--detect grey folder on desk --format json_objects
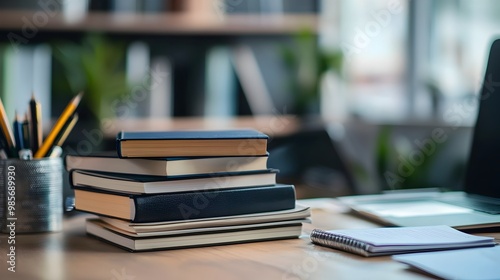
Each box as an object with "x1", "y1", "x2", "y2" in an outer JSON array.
[{"x1": 337, "y1": 39, "x2": 500, "y2": 229}]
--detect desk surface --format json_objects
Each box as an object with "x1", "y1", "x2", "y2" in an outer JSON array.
[{"x1": 1, "y1": 198, "x2": 498, "y2": 280}]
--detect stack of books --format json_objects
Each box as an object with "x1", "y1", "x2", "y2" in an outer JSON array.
[{"x1": 67, "y1": 129, "x2": 310, "y2": 251}]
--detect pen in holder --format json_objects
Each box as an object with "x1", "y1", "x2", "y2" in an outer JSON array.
[{"x1": 0, "y1": 157, "x2": 63, "y2": 233}]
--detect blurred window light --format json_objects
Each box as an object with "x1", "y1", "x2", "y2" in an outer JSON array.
[
  {"x1": 337, "y1": 0, "x2": 409, "y2": 122},
  {"x1": 429, "y1": 0, "x2": 500, "y2": 125},
  {"x1": 323, "y1": 0, "x2": 500, "y2": 123}
]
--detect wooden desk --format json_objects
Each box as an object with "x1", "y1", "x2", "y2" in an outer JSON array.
[{"x1": 3, "y1": 199, "x2": 494, "y2": 280}]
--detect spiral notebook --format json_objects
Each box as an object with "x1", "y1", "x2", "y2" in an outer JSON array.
[{"x1": 310, "y1": 225, "x2": 495, "y2": 257}]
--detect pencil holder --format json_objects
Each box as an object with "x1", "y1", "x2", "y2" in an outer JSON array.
[{"x1": 0, "y1": 157, "x2": 63, "y2": 233}]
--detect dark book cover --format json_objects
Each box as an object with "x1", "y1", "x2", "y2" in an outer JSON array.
[
  {"x1": 116, "y1": 129, "x2": 269, "y2": 141},
  {"x1": 116, "y1": 130, "x2": 269, "y2": 158},
  {"x1": 74, "y1": 184, "x2": 296, "y2": 223}
]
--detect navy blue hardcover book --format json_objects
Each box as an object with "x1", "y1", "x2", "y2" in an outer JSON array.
[
  {"x1": 116, "y1": 129, "x2": 269, "y2": 158},
  {"x1": 73, "y1": 184, "x2": 296, "y2": 223}
]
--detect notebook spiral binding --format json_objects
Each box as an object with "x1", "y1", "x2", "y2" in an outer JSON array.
[{"x1": 310, "y1": 229, "x2": 371, "y2": 256}]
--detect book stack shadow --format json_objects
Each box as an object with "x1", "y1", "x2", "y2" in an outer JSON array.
[{"x1": 66, "y1": 130, "x2": 311, "y2": 251}]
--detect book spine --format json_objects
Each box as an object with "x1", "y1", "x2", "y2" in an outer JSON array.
[
  {"x1": 116, "y1": 132, "x2": 124, "y2": 157},
  {"x1": 310, "y1": 229, "x2": 371, "y2": 257},
  {"x1": 132, "y1": 184, "x2": 296, "y2": 223}
]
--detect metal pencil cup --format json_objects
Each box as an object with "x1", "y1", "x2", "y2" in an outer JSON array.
[{"x1": 0, "y1": 157, "x2": 63, "y2": 233}]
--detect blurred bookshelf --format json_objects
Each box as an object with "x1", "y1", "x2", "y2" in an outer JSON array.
[
  {"x1": 0, "y1": 1, "x2": 347, "y2": 199},
  {"x1": 0, "y1": 0, "x2": 323, "y2": 121},
  {"x1": 0, "y1": 10, "x2": 318, "y2": 35}
]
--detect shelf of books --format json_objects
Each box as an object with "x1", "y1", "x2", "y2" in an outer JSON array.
[
  {"x1": 67, "y1": 129, "x2": 311, "y2": 251},
  {"x1": 0, "y1": 10, "x2": 318, "y2": 35}
]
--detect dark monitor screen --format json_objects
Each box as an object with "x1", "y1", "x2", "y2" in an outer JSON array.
[{"x1": 465, "y1": 39, "x2": 500, "y2": 199}]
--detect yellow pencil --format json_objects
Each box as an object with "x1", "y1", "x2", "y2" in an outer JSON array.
[
  {"x1": 0, "y1": 97, "x2": 15, "y2": 153},
  {"x1": 55, "y1": 113, "x2": 79, "y2": 147},
  {"x1": 34, "y1": 92, "x2": 83, "y2": 158},
  {"x1": 48, "y1": 113, "x2": 79, "y2": 158}
]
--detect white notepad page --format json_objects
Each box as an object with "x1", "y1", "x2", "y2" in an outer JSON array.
[{"x1": 326, "y1": 225, "x2": 493, "y2": 246}]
